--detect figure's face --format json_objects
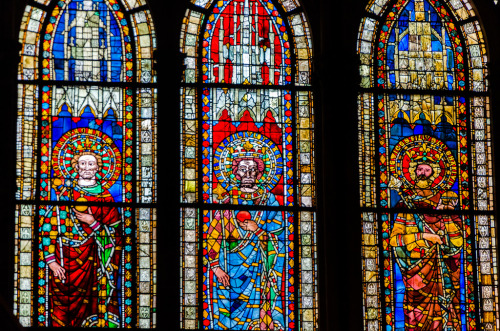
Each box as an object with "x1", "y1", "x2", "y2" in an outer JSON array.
[
  {"x1": 237, "y1": 160, "x2": 260, "y2": 189},
  {"x1": 77, "y1": 155, "x2": 99, "y2": 180},
  {"x1": 415, "y1": 164, "x2": 433, "y2": 179}
]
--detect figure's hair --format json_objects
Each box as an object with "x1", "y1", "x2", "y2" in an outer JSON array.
[
  {"x1": 71, "y1": 152, "x2": 103, "y2": 170},
  {"x1": 232, "y1": 158, "x2": 265, "y2": 181}
]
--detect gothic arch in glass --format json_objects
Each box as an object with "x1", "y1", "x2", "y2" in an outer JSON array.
[
  {"x1": 179, "y1": 0, "x2": 317, "y2": 329},
  {"x1": 15, "y1": 0, "x2": 157, "y2": 327},
  {"x1": 358, "y1": 0, "x2": 497, "y2": 330}
]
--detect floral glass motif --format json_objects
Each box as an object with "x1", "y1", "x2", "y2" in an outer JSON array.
[
  {"x1": 358, "y1": 0, "x2": 498, "y2": 331},
  {"x1": 14, "y1": 0, "x2": 157, "y2": 328},
  {"x1": 180, "y1": 0, "x2": 318, "y2": 330}
]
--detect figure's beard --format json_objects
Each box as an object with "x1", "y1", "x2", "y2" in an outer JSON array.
[
  {"x1": 240, "y1": 181, "x2": 256, "y2": 189},
  {"x1": 79, "y1": 171, "x2": 97, "y2": 180},
  {"x1": 240, "y1": 178, "x2": 258, "y2": 190},
  {"x1": 415, "y1": 176, "x2": 432, "y2": 189}
]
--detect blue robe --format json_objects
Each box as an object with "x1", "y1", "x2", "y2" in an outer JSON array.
[{"x1": 208, "y1": 192, "x2": 286, "y2": 330}]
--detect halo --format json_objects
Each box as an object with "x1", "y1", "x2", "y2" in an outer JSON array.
[
  {"x1": 52, "y1": 128, "x2": 122, "y2": 190},
  {"x1": 389, "y1": 135, "x2": 457, "y2": 191},
  {"x1": 213, "y1": 132, "x2": 283, "y2": 191}
]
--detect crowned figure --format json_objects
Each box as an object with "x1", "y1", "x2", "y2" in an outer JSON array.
[
  {"x1": 41, "y1": 128, "x2": 123, "y2": 327},
  {"x1": 389, "y1": 135, "x2": 463, "y2": 331},
  {"x1": 207, "y1": 132, "x2": 286, "y2": 330}
]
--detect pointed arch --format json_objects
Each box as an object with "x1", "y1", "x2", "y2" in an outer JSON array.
[
  {"x1": 180, "y1": 0, "x2": 317, "y2": 329},
  {"x1": 358, "y1": 0, "x2": 496, "y2": 330},
  {"x1": 14, "y1": 0, "x2": 157, "y2": 327}
]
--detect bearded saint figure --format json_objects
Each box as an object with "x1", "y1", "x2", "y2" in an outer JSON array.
[
  {"x1": 42, "y1": 151, "x2": 122, "y2": 327},
  {"x1": 389, "y1": 142, "x2": 463, "y2": 331},
  {"x1": 206, "y1": 136, "x2": 286, "y2": 330}
]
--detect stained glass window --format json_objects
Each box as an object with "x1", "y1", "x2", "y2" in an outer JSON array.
[
  {"x1": 180, "y1": 0, "x2": 318, "y2": 330},
  {"x1": 358, "y1": 0, "x2": 497, "y2": 330},
  {"x1": 14, "y1": 0, "x2": 157, "y2": 327}
]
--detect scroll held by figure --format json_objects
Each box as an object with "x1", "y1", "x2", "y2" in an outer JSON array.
[{"x1": 389, "y1": 135, "x2": 463, "y2": 331}]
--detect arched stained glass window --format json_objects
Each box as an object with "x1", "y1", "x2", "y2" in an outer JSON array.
[
  {"x1": 179, "y1": 0, "x2": 318, "y2": 329},
  {"x1": 14, "y1": 0, "x2": 157, "y2": 327},
  {"x1": 358, "y1": 0, "x2": 497, "y2": 330}
]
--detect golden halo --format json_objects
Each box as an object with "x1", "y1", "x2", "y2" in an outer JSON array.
[
  {"x1": 213, "y1": 132, "x2": 283, "y2": 191},
  {"x1": 389, "y1": 135, "x2": 457, "y2": 191},
  {"x1": 52, "y1": 128, "x2": 122, "y2": 190}
]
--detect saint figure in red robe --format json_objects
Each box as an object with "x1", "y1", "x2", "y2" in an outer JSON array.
[{"x1": 42, "y1": 152, "x2": 122, "y2": 327}]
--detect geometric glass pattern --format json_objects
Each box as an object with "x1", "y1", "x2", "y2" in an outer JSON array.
[
  {"x1": 180, "y1": 0, "x2": 318, "y2": 329},
  {"x1": 358, "y1": 0, "x2": 498, "y2": 330},
  {"x1": 14, "y1": 0, "x2": 157, "y2": 327}
]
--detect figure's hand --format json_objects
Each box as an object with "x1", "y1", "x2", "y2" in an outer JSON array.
[
  {"x1": 423, "y1": 233, "x2": 443, "y2": 245},
  {"x1": 237, "y1": 219, "x2": 259, "y2": 232},
  {"x1": 437, "y1": 198, "x2": 459, "y2": 210},
  {"x1": 49, "y1": 262, "x2": 66, "y2": 281},
  {"x1": 73, "y1": 208, "x2": 95, "y2": 225},
  {"x1": 213, "y1": 267, "x2": 230, "y2": 287}
]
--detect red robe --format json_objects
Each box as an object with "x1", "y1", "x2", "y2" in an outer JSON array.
[{"x1": 48, "y1": 188, "x2": 122, "y2": 327}]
